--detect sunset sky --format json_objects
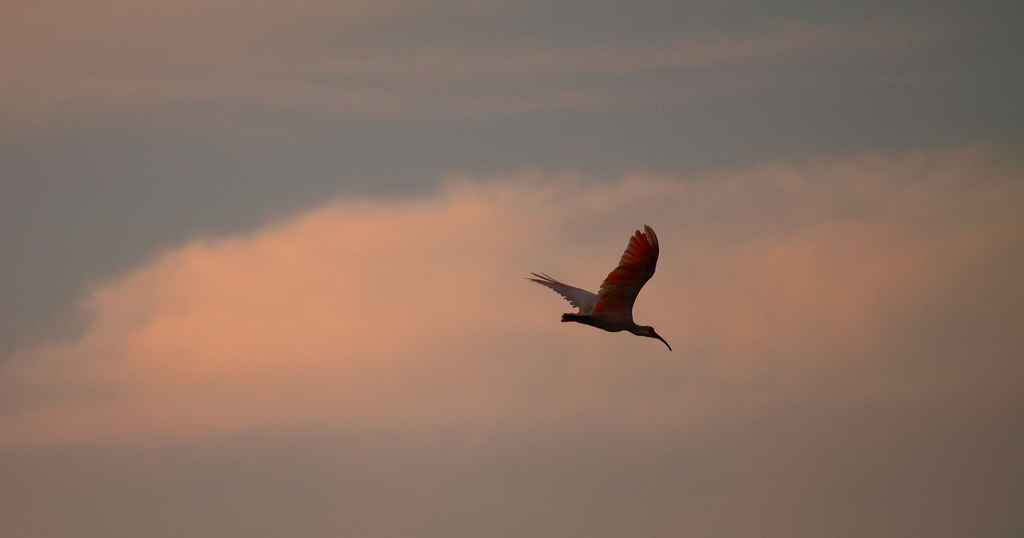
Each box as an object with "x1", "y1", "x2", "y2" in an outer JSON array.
[{"x1": 2, "y1": 1, "x2": 1023, "y2": 537}]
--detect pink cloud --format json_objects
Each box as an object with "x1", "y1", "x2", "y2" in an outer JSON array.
[{"x1": 2, "y1": 147, "x2": 1021, "y2": 449}]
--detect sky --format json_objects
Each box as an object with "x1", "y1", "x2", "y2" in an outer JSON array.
[{"x1": 1, "y1": 1, "x2": 1023, "y2": 537}]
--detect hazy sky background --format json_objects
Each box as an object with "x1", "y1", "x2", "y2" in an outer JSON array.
[{"x1": 2, "y1": 1, "x2": 1023, "y2": 537}]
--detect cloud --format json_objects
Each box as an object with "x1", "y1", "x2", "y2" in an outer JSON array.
[
  {"x1": 1, "y1": 146, "x2": 1022, "y2": 536},
  {"x1": 0, "y1": 0, "x2": 501, "y2": 127},
  {"x1": 2, "y1": 146, "x2": 1020, "y2": 448},
  {"x1": 0, "y1": 0, "x2": 940, "y2": 128}
]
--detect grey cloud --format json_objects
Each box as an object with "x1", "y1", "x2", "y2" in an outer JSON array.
[{"x1": 0, "y1": 0, "x2": 952, "y2": 126}]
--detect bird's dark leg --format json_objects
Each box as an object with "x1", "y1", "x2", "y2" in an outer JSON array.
[
  {"x1": 561, "y1": 313, "x2": 586, "y2": 323},
  {"x1": 561, "y1": 313, "x2": 621, "y2": 332}
]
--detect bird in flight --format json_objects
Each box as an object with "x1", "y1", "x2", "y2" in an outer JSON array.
[{"x1": 529, "y1": 225, "x2": 671, "y2": 350}]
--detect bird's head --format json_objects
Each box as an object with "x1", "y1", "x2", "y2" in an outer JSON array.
[{"x1": 640, "y1": 326, "x2": 671, "y2": 351}]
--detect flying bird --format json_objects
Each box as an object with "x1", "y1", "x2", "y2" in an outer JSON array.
[{"x1": 529, "y1": 225, "x2": 671, "y2": 350}]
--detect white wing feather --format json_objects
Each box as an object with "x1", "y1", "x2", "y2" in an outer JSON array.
[{"x1": 528, "y1": 273, "x2": 597, "y2": 314}]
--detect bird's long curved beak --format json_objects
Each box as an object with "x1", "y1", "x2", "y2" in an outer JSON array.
[{"x1": 653, "y1": 332, "x2": 671, "y2": 351}]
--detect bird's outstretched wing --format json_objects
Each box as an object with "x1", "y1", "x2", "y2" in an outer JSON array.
[
  {"x1": 528, "y1": 273, "x2": 597, "y2": 314},
  {"x1": 592, "y1": 225, "x2": 660, "y2": 319}
]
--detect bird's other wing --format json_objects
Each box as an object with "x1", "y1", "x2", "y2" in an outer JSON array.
[
  {"x1": 591, "y1": 225, "x2": 660, "y2": 319},
  {"x1": 528, "y1": 273, "x2": 598, "y2": 314}
]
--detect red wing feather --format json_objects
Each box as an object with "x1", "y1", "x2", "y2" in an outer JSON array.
[{"x1": 591, "y1": 226, "x2": 660, "y2": 318}]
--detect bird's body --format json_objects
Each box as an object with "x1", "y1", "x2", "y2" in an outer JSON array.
[{"x1": 529, "y1": 225, "x2": 670, "y2": 350}]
